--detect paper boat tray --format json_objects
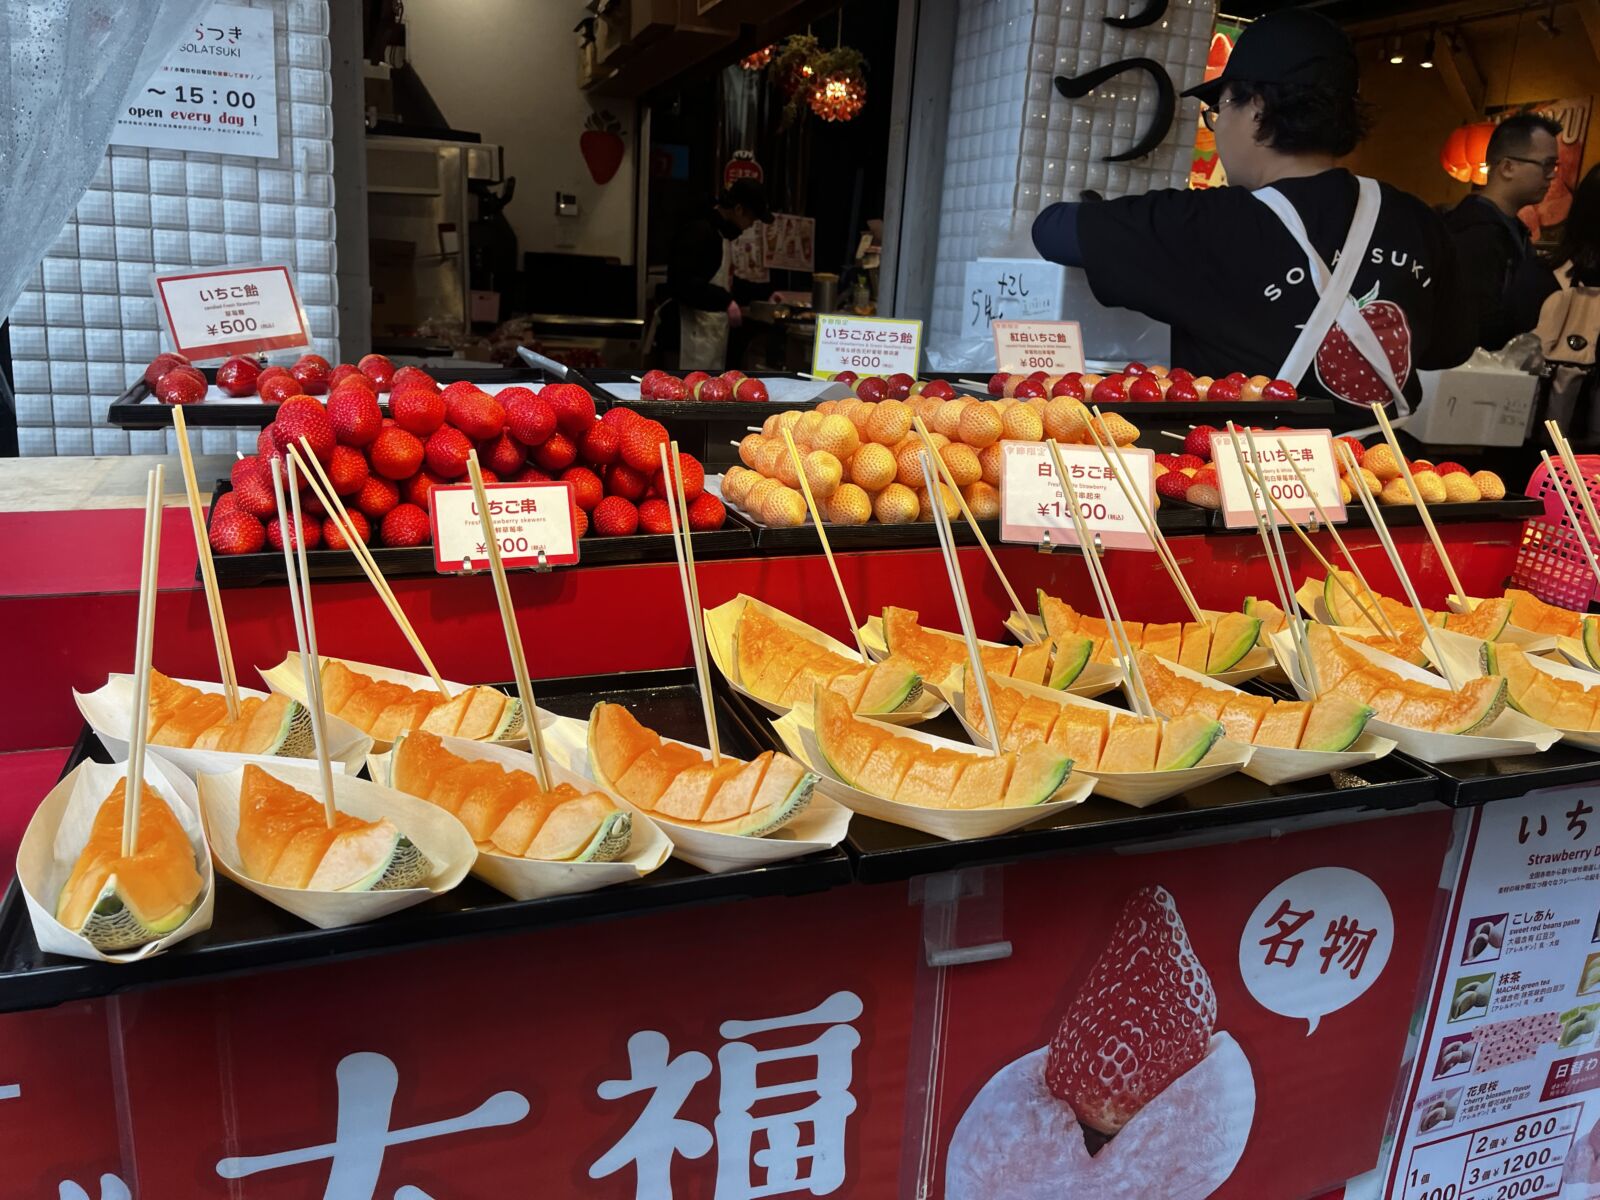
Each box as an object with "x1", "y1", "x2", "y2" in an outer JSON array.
[
  {"x1": 18, "y1": 754, "x2": 216, "y2": 963},
  {"x1": 1268, "y1": 629, "x2": 1558, "y2": 763},
  {"x1": 704, "y1": 594, "x2": 946, "y2": 724},
  {"x1": 941, "y1": 670, "x2": 1254, "y2": 808},
  {"x1": 1426, "y1": 633, "x2": 1600, "y2": 754},
  {"x1": 1293, "y1": 580, "x2": 1557, "y2": 653},
  {"x1": 863, "y1": 615, "x2": 1125, "y2": 699},
  {"x1": 1554, "y1": 636, "x2": 1599, "y2": 674},
  {"x1": 770, "y1": 703, "x2": 1093, "y2": 840},
  {"x1": 76, "y1": 673, "x2": 371, "y2": 780},
  {"x1": 197, "y1": 762, "x2": 475, "y2": 929},
  {"x1": 1002, "y1": 610, "x2": 1272, "y2": 687},
  {"x1": 367, "y1": 732, "x2": 672, "y2": 901},
  {"x1": 540, "y1": 712, "x2": 852, "y2": 875},
  {"x1": 258, "y1": 653, "x2": 554, "y2": 752}
]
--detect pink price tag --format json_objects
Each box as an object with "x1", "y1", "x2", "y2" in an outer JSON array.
[
  {"x1": 152, "y1": 264, "x2": 310, "y2": 362},
  {"x1": 1212, "y1": 429, "x2": 1346, "y2": 530},
  {"x1": 429, "y1": 482, "x2": 581, "y2": 573},
  {"x1": 997, "y1": 441, "x2": 1156, "y2": 550},
  {"x1": 992, "y1": 320, "x2": 1085, "y2": 375}
]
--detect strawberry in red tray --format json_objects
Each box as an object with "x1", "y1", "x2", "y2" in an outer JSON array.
[{"x1": 1314, "y1": 283, "x2": 1412, "y2": 405}]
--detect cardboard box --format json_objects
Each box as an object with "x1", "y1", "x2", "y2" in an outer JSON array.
[
  {"x1": 576, "y1": 35, "x2": 599, "y2": 87},
  {"x1": 369, "y1": 239, "x2": 417, "y2": 335},
  {"x1": 594, "y1": 7, "x2": 629, "y2": 65}
]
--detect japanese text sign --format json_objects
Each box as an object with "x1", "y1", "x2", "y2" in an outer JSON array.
[
  {"x1": 1211, "y1": 429, "x2": 1346, "y2": 530},
  {"x1": 430, "y1": 482, "x2": 580, "y2": 572},
  {"x1": 962, "y1": 257, "x2": 1067, "y2": 337},
  {"x1": 992, "y1": 320, "x2": 1085, "y2": 375},
  {"x1": 152, "y1": 265, "x2": 309, "y2": 362},
  {"x1": 112, "y1": 4, "x2": 279, "y2": 159},
  {"x1": 812, "y1": 314, "x2": 922, "y2": 378},
  {"x1": 998, "y1": 441, "x2": 1156, "y2": 550}
]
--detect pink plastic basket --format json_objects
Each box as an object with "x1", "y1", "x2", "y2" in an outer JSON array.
[{"x1": 1518, "y1": 454, "x2": 1600, "y2": 608}]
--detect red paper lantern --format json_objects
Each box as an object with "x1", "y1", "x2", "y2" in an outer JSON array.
[
  {"x1": 808, "y1": 69, "x2": 867, "y2": 122},
  {"x1": 1441, "y1": 122, "x2": 1496, "y2": 185}
]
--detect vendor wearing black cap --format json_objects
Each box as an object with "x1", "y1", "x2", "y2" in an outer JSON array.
[
  {"x1": 1031, "y1": 9, "x2": 1476, "y2": 418},
  {"x1": 667, "y1": 179, "x2": 774, "y2": 371}
]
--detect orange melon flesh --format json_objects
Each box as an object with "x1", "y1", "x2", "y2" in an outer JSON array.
[
  {"x1": 238, "y1": 765, "x2": 318, "y2": 879},
  {"x1": 267, "y1": 824, "x2": 342, "y2": 888},
  {"x1": 1137, "y1": 654, "x2": 1199, "y2": 716},
  {"x1": 371, "y1": 693, "x2": 440, "y2": 743},
  {"x1": 488, "y1": 793, "x2": 563, "y2": 856},
  {"x1": 738, "y1": 608, "x2": 861, "y2": 705},
  {"x1": 1219, "y1": 695, "x2": 1272, "y2": 742},
  {"x1": 340, "y1": 682, "x2": 401, "y2": 733},
  {"x1": 826, "y1": 669, "x2": 871, "y2": 710},
  {"x1": 1007, "y1": 697, "x2": 1061, "y2": 748},
  {"x1": 454, "y1": 771, "x2": 522, "y2": 841},
  {"x1": 1253, "y1": 702, "x2": 1310, "y2": 748},
  {"x1": 453, "y1": 688, "x2": 507, "y2": 740},
  {"x1": 780, "y1": 663, "x2": 851, "y2": 708},
  {"x1": 1012, "y1": 641, "x2": 1053, "y2": 686},
  {"x1": 152, "y1": 693, "x2": 230, "y2": 748},
  {"x1": 1177, "y1": 624, "x2": 1211, "y2": 673},
  {"x1": 964, "y1": 677, "x2": 1025, "y2": 744},
  {"x1": 750, "y1": 644, "x2": 808, "y2": 699},
  {"x1": 744, "y1": 754, "x2": 805, "y2": 820},
  {"x1": 431, "y1": 761, "x2": 502, "y2": 816},
  {"x1": 1365, "y1": 685, "x2": 1411, "y2": 723},
  {"x1": 857, "y1": 739, "x2": 919, "y2": 797},
  {"x1": 894, "y1": 751, "x2": 968, "y2": 806},
  {"x1": 1048, "y1": 707, "x2": 1108, "y2": 768},
  {"x1": 1183, "y1": 689, "x2": 1229, "y2": 722},
  {"x1": 884, "y1": 606, "x2": 1016, "y2": 682},
  {"x1": 1143, "y1": 623, "x2": 1182, "y2": 662},
  {"x1": 949, "y1": 756, "x2": 1014, "y2": 809},
  {"x1": 1099, "y1": 718, "x2": 1160, "y2": 771},
  {"x1": 56, "y1": 779, "x2": 202, "y2": 937},
  {"x1": 654, "y1": 761, "x2": 746, "y2": 821},
  {"x1": 1038, "y1": 593, "x2": 1083, "y2": 640},
  {"x1": 320, "y1": 660, "x2": 362, "y2": 714},
  {"x1": 310, "y1": 819, "x2": 408, "y2": 890},
  {"x1": 591, "y1": 703, "x2": 656, "y2": 780},
  {"x1": 824, "y1": 721, "x2": 886, "y2": 781},
  {"x1": 1308, "y1": 626, "x2": 1505, "y2": 734},
  {"x1": 238, "y1": 694, "x2": 293, "y2": 752},
  {"x1": 419, "y1": 691, "x2": 472, "y2": 736},
  {"x1": 1506, "y1": 588, "x2": 1583, "y2": 638},
  {"x1": 238, "y1": 764, "x2": 418, "y2": 891},
  {"x1": 525, "y1": 792, "x2": 616, "y2": 859},
  {"x1": 701, "y1": 753, "x2": 772, "y2": 822},
  {"x1": 614, "y1": 744, "x2": 704, "y2": 810}
]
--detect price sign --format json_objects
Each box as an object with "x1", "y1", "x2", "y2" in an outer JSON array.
[
  {"x1": 992, "y1": 320, "x2": 1085, "y2": 375},
  {"x1": 812, "y1": 314, "x2": 922, "y2": 378},
  {"x1": 961, "y1": 258, "x2": 1067, "y2": 336},
  {"x1": 1211, "y1": 429, "x2": 1346, "y2": 530},
  {"x1": 429, "y1": 482, "x2": 581, "y2": 573},
  {"x1": 998, "y1": 441, "x2": 1156, "y2": 550},
  {"x1": 112, "y1": 4, "x2": 279, "y2": 159},
  {"x1": 153, "y1": 264, "x2": 310, "y2": 363}
]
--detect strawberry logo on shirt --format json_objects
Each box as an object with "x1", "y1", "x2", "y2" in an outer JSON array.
[{"x1": 1313, "y1": 283, "x2": 1413, "y2": 405}]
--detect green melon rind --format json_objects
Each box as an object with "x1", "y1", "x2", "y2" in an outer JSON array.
[
  {"x1": 1298, "y1": 696, "x2": 1376, "y2": 753},
  {"x1": 1047, "y1": 634, "x2": 1093, "y2": 689},
  {"x1": 1454, "y1": 677, "x2": 1509, "y2": 734},
  {"x1": 1206, "y1": 616, "x2": 1262, "y2": 673},
  {"x1": 343, "y1": 835, "x2": 432, "y2": 891},
  {"x1": 858, "y1": 661, "x2": 924, "y2": 715},
  {"x1": 1323, "y1": 575, "x2": 1354, "y2": 628},
  {"x1": 1159, "y1": 720, "x2": 1223, "y2": 770},
  {"x1": 69, "y1": 879, "x2": 193, "y2": 951},
  {"x1": 491, "y1": 696, "x2": 527, "y2": 743},
  {"x1": 1585, "y1": 616, "x2": 1600, "y2": 671},
  {"x1": 574, "y1": 811, "x2": 633, "y2": 862},
  {"x1": 1008, "y1": 750, "x2": 1072, "y2": 806},
  {"x1": 273, "y1": 702, "x2": 317, "y2": 758}
]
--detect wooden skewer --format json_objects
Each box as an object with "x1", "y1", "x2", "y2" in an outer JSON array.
[
  {"x1": 917, "y1": 450, "x2": 1003, "y2": 755},
  {"x1": 1371, "y1": 402, "x2": 1467, "y2": 603},
  {"x1": 269, "y1": 458, "x2": 337, "y2": 826},
  {"x1": 1545, "y1": 420, "x2": 1600, "y2": 594},
  {"x1": 1278, "y1": 450, "x2": 1399, "y2": 638},
  {"x1": 123, "y1": 466, "x2": 164, "y2": 857},
  {"x1": 1084, "y1": 409, "x2": 1205, "y2": 623},
  {"x1": 1338, "y1": 443, "x2": 1462, "y2": 691},
  {"x1": 465, "y1": 451, "x2": 550, "y2": 789},
  {"x1": 289, "y1": 443, "x2": 450, "y2": 697},
  {"x1": 171, "y1": 408, "x2": 239, "y2": 719},
  {"x1": 1538, "y1": 450, "x2": 1600, "y2": 592},
  {"x1": 909, "y1": 414, "x2": 1039, "y2": 642},
  {"x1": 660, "y1": 442, "x2": 721, "y2": 763},
  {"x1": 779, "y1": 428, "x2": 872, "y2": 659}
]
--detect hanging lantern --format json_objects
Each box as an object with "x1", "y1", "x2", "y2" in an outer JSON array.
[
  {"x1": 1441, "y1": 122, "x2": 1496, "y2": 185},
  {"x1": 740, "y1": 45, "x2": 774, "y2": 72},
  {"x1": 809, "y1": 69, "x2": 867, "y2": 122},
  {"x1": 773, "y1": 34, "x2": 822, "y2": 98}
]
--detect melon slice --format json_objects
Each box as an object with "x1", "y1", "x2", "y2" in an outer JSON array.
[
  {"x1": 1365, "y1": 685, "x2": 1411, "y2": 723},
  {"x1": 1011, "y1": 640, "x2": 1052, "y2": 686},
  {"x1": 486, "y1": 792, "x2": 563, "y2": 856},
  {"x1": 1206, "y1": 612, "x2": 1261, "y2": 673},
  {"x1": 729, "y1": 754, "x2": 812, "y2": 834},
  {"x1": 962, "y1": 673, "x2": 1026, "y2": 743},
  {"x1": 1136, "y1": 653, "x2": 1200, "y2": 716},
  {"x1": 56, "y1": 779, "x2": 203, "y2": 950},
  {"x1": 825, "y1": 669, "x2": 871, "y2": 711},
  {"x1": 370, "y1": 693, "x2": 441, "y2": 744},
  {"x1": 340, "y1": 681, "x2": 403, "y2": 733},
  {"x1": 152, "y1": 693, "x2": 230, "y2": 748},
  {"x1": 453, "y1": 687, "x2": 505, "y2": 741},
  {"x1": 1007, "y1": 696, "x2": 1061, "y2": 748},
  {"x1": 1047, "y1": 635, "x2": 1094, "y2": 689},
  {"x1": 430, "y1": 761, "x2": 502, "y2": 816},
  {"x1": 856, "y1": 738, "x2": 919, "y2": 797},
  {"x1": 1142, "y1": 622, "x2": 1182, "y2": 662},
  {"x1": 894, "y1": 751, "x2": 969, "y2": 807},
  {"x1": 614, "y1": 744, "x2": 704, "y2": 810},
  {"x1": 1218, "y1": 694, "x2": 1273, "y2": 743},
  {"x1": 1177, "y1": 623, "x2": 1211, "y2": 673},
  {"x1": 320, "y1": 660, "x2": 362, "y2": 715},
  {"x1": 857, "y1": 656, "x2": 923, "y2": 714},
  {"x1": 1037, "y1": 592, "x2": 1082, "y2": 640},
  {"x1": 1254, "y1": 701, "x2": 1310, "y2": 748},
  {"x1": 1243, "y1": 597, "x2": 1286, "y2": 646},
  {"x1": 525, "y1": 792, "x2": 630, "y2": 861},
  {"x1": 419, "y1": 691, "x2": 473, "y2": 737},
  {"x1": 1506, "y1": 588, "x2": 1583, "y2": 638},
  {"x1": 1048, "y1": 706, "x2": 1109, "y2": 769},
  {"x1": 1001, "y1": 744, "x2": 1071, "y2": 806},
  {"x1": 1298, "y1": 695, "x2": 1375, "y2": 752},
  {"x1": 309, "y1": 818, "x2": 415, "y2": 891},
  {"x1": 1183, "y1": 689, "x2": 1229, "y2": 722},
  {"x1": 654, "y1": 760, "x2": 746, "y2": 822},
  {"x1": 949, "y1": 756, "x2": 1014, "y2": 809},
  {"x1": 1389, "y1": 678, "x2": 1508, "y2": 734},
  {"x1": 1156, "y1": 713, "x2": 1223, "y2": 770},
  {"x1": 589, "y1": 702, "x2": 656, "y2": 781},
  {"x1": 1099, "y1": 717, "x2": 1160, "y2": 772},
  {"x1": 454, "y1": 772, "x2": 522, "y2": 841},
  {"x1": 700, "y1": 754, "x2": 772, "y2": 823},
  {"x1": 1442, "y1": 598, "x2": 1511, "y2": 641}
]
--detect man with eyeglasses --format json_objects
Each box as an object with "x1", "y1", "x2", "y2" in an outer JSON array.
[{"x1": 1444, "y1": 112, "x2": 1562, "y2": 350}]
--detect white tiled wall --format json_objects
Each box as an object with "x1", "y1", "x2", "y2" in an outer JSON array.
[
  {"x1": 8, "y1": 0, "x2": 338, "y2": 457},
  {"x1": 928, "y1": 0, "x2": 1218, "y2": 352}
]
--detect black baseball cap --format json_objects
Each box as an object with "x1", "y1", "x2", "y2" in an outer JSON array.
[
  {"x1": 1183, "y1": 9, "x2": 1359, "y2": 110},
  {"x1": 722, "y1": 179, "x2": 774, "y2": 223}
]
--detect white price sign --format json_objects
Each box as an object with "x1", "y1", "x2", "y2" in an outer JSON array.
[
  {"x1": 153, "y1": 264, "x2": 309, "y2": 362},
  {"x1": 1212, "y1": 429, "x2": 1346, "y2": 530},
  {"x1": 429, "y1": 482, "x2": 580, "y2": 573},
  {"x1": 812, "y1": 314, "x2": 922, "y2": 378},
  {"x1": 961, "y1": 258, "x2": 1067, "y2": 335},
  {"x1": 998, "y1": 441, "x2": 1156, "y2": 550},
  {"x1": 993, "y1": 320, "x2": 1085, "y2": 375}
]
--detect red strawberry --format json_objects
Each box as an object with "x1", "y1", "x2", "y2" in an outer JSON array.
[
  {"x1": 208, "y1": 508, "x2": 265, "y2": 555},
  {"x1": 1091, "y1": 374, "x2": 1129, "y2": 405},
  {"x1": 1127, "y1": 375, "x2": 1163, "y2": 403},
  {"x1": 451, "y1": 389, "x2": 507, "y2": 440},
  {"x1": 483, "y1": 431, "x2": 527, "y2": 475},
  {"x1": 143, "y1": 352, "x2": 190, "y2": 388},
  {"x1": 1186, "y1": 466, "x2": 1222, "y2": 510},
  {"x1": 542, "y1": 384, "x2": 597, "y2": 438},
  {"x1": 212, "y1": 491, "x2": 241, "y2": 520},
  {"x1": 653, "y1": 452, "x2": 705, "y2": 503},
  {"x1": 327, "y1": 387, "x2": 382, "y2": 447},
  {"x1": 371, "y1": 426, "x2": 425, "y2": 480},
  {"x1": 592, "y1": 495, "x2": 639, "y2": 536},
  {"x1": 267, "y1": 511, "x2": 322, "y2": 552},
  {"x1": 580, "y1": 113, "x2": 625, "y2": 185},
  {"x1": 734, "y1": 378, "x2": 769, "y2": 404},
  {"x1": 601, "y1": 406, "x2": 641, "y2": 432},
  {"x1": 424, "y1": 426, "x2": 473, "y2": 478},
  {"x1": 1261, "y1": 378, "x2": 1298, "y2": 401},
  {"x1": 1190, "y1": 465, "x2": 1219, "y2": 487},
  {"x1": 389, "y1": 366, "x2": 434, "y2": 391},
  {"x1": 561, "y1": 466, "x2": 604, "y2": 510},
  {"x1": 380, "y1": 503, "x2": 431, "y2": 547},
  {"x1": 574, "y1": 508, "x2": 590, "y2": 538},
  {"x1": 515, "y1": 465, "x2": 552, "y2": 483},
  {"x1": 639, "y1": 370, "x2": 671, "y2": 399},
  {"x1": 1314, "y1": 285, "x2": 1412, "y2": 405},
  {"x1": 1173, "y1": 453, "x2": 1205, "y2": 471},
  {"x1": 1156, "y1": 471, "x2": 1192, "y2": 503},
  {"x1": 505, "y1": 390, "x2": 557, "y2": 447},
  {"x1": 1437, "y1": 461, "x2": 1468, "y2": 476},
  {"x1": 1050, "y1": 376, "x2": 1086, "y2": 400},
  {"x1": 155, "y1": 368, "x2": 206, "y2": 406},
  {"x1": 323, "y1": 510, "x2": 371, "y2": 551},
  {"x1": 533, "y1": 431, "x2": 577, "y2": 472},
  {"x1": 607, "y1": 463, "x2": 648, "y2": 501},
  {"x1": 1045, "y1": 886, "x2": 1216, "y2": 1135},
  {"x1": 697, "y1": 377, "x2": 734, "y2": 403},
  {"x1": 216, "y1": 356, "x2": 260, "y2": 397},
  {"x1": 406, "y1": 469, "x2": 450, "y2": 510},
  {"x1": 1155, "y1": 453, "x2": 1181, "y2": 470},
  {"x1": 355, "y1": 474, "x2": 400, "y2": 519},
  {"x1": 580, "y1": 422, "x2": 620, "y2": 466},
  {"x1": 300, "y1": 487, "x2": 327, "y2": 517},
  {"x1": 620, "y1": 420, "x2": 669, "y2": 472},
  {"x1": 327, "y1": 444, "x2": 369, "y2": 496},
  {"x1": 259, "y1": 373, "x2": 304, "y2": 406},
  {"x1": 684, "y1": 372, "x2": 711, "y2": 393},
  {"x1": 291, "y1": 354, "x2": 332, "y2": 395},
  {"x1": 256, "y1": 425, "x2": 287, "y2": 471},
  {"x1": 687, "y1": 492, "x2": 726, "y2": 531},
  {"x1": 272, "y1": 397, "x2": 335, "y2": 464},
  {"x1": 654, "y1": 376, "x2": 691, "y2": 401},
  {"x1": 638, "y1": 498, "x2": 673, "y2": 534},
  {"x1": 1165, "y1": 378, "x2": 1200, "y2": 403},
  {"x1": 1183, "y1": 425, "x2": 1218, "y2": 461},
  {"x1": 1012, "y1": 378, "x2": 1046, "y2": 400},
  {"x1": 328, "y1": 363, "x2": 366, "y2": 391},
  {"x1": 1206, "y1": 376, "x2": 1244, "y2": 402},
  {"x1": 358, "y1": 353, "x2": 396, "y2": 392}
]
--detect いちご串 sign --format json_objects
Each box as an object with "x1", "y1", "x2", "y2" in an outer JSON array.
[{"x1": 430, "y1": 482, "x2": 580, "y2": 573}]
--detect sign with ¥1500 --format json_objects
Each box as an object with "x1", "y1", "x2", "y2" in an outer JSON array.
[
  {"x1": 112, "y1": 4, "x2": 279, "y2": 159},
  {"x1": 152, "y1": 265, "x2": 309, "y2": 363},
  {"x1": 1211, "y1": 429, "x2": 1346, "y2": 530},
  {"x1": 993, "y1": 320, "x2": 1085, "y2": 375},
  {"x1": 429, "y1": 482, "x2": 580, "y2": 573},
  {"x1": 812, "y1": 314, "x2": 922, "y2": 378},
  {"x1": 998, "y1": 441, "x2": 1156, "y2": 551}
]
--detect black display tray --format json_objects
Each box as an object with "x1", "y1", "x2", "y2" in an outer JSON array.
[
  {"x1": 202, "y1": 481, "x2": 758, "y2": 587},
  {"x1": 1201, "y1": 496, "x2": 1540, "y2": 534},
  {"x1": 739, "y1": 505, "x2": 1209, "y2": 551},
  {"x1": 0, "y1": 669, "x2": 851, "y2": 1014},
  {"x1": 1408, "y1": 742, "x2": 1600, "y2": 808}
]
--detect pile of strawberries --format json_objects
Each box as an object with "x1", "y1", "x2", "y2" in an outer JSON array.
[
  {"x1": 638, "y1": 368, "x2": 770, "y2": 403},
  {"x1": 987, "y1": 364, "x2": 1299, "y2": 404},
  {"x1": 188, "y1": 353, "x2": 726, "y2": 556}
]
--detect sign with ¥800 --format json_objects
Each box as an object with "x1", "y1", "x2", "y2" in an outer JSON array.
[
  {"x1": 429, "y1": 482, "x2": 580, "y2": 573},
  {"x1": 152, "y1": 265, "x2": 309, "y2": 363},
  {"x1": 998, "y1": 441, "x2": 1156, "y2": 551},
  {"x1": 992, "y1": 320, "x2": 1085, "y2": 375},
  {"x1": 812, "y1": 315, "x2": 922, "y2": 378},
  {"x1": 1211, "y1": 429, "x2": 1346, "y2": 530}
]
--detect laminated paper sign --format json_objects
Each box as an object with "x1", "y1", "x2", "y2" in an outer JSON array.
[
  {"x1": 1211, "y1": 428, "x2": 1346, "y2": 529},
  {"x1": 152, "y1": 264, "x2": 309, "y2": 362},
  {"x1": 430, "y1": 481, "x2": 580, "y2": 572},
  {"x1": 999, "y1": 441, "x2": 1156, "y2": 550},
  {"x1": 813, "y1": 314, "x2": 922, "y2": 378},
  {"x1": 993, "y1": 320, "x2": 1085, "y2": 375}
]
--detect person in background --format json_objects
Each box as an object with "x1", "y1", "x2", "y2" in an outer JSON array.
[
  {"x1": 666, "y1": 180, "x2": 773, "y2": 371},
  {"x1": 1535, "y1": 165, "x2": 1600, "y2": 434},
  {"x1": 1030, "y1": 9, "x2": 1475, "y2": 420},
  {"x1": 1444, "y1": 113, "x2": 1562, "y2": 351}
]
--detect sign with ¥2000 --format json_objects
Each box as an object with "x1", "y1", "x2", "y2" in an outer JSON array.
[
  {"x1": 430, "y1": 482, "x2": 580, "y2": 573},
  {"x1": 998, "y1": 441, "x2": 1156, "y2": 551},
  {"x1": 992, "y1": 320, "x2": 1085, "y2": 375},
  {"x1": 812, "y1": 314, "x2": 922, "y2": 378},
  {"x1": 152, "y1": 265, "x2": 309, "y2": 363},
  {"x1": 112, "y1": 4, "x2": 279, "y2": 160},
  {"x1": 1211, "y1": 428, "x2": 1346, "y2": 530}
]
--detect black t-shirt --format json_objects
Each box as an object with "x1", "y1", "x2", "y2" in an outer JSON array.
[{"x1": 1047, "y1": 170, "x2": 1478, "y2": 411}]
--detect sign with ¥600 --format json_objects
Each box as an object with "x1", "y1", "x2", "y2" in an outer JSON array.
[
  {"x1": 993, "y1": 320, "x2": 1085, "y2": 375},
  {"x1": 998, "y1": 441, "x2": 1156, "y2": 551},
  {"x1": 1211, "y1": 428, "x2": 1345, "y2": 530},
  {"x1": 812, "y1": 314, "x2": 922, "y2": 379},
  {"x1": 152, "y1": 265, "x2": 310, "y2": 363},
  {"x1": 429, "y1": 482, "x2": 580, "y2": 573}
]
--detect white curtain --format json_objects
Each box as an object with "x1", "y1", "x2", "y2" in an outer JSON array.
[{"x1": 0, "y1": 0, "x2": 211, "y2": 320}]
